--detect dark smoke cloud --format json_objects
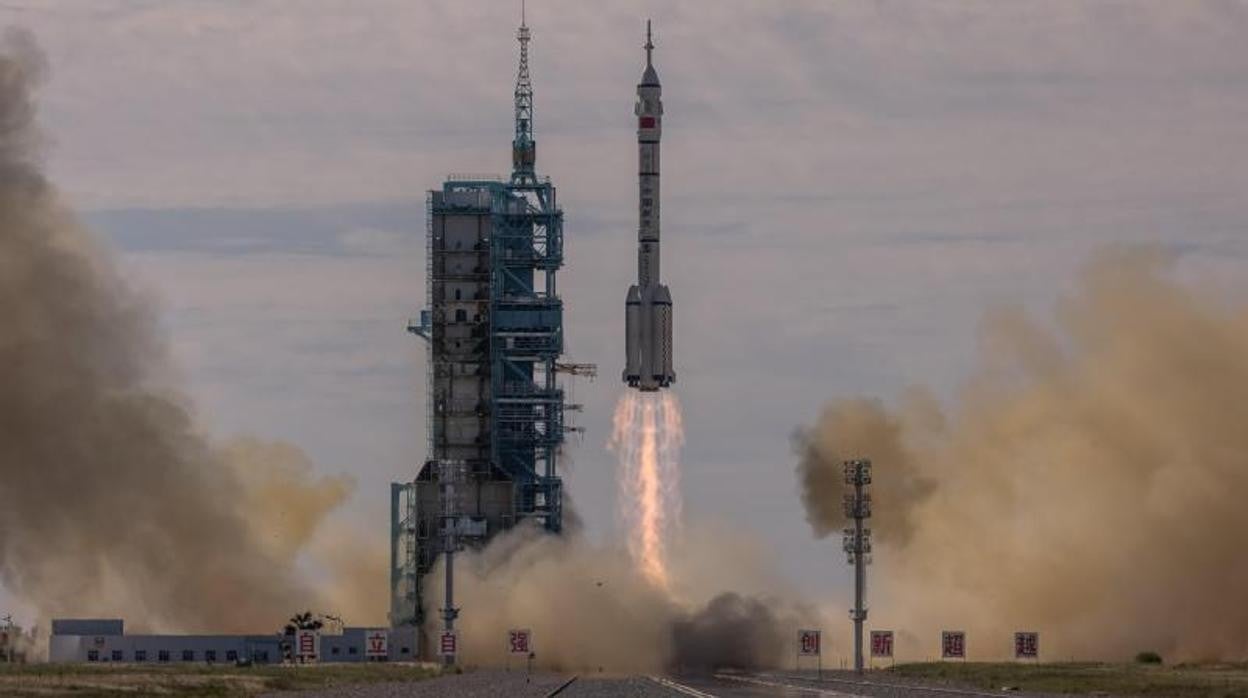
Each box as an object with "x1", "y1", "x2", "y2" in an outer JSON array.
[
  {"x1": 0, "y1": 30, "x2": 378, "y2": 634},
  {"x1": 795, "y1": 247, "x2": 1248, "y2": 660},
  {"x1": 670, "y1": 592, "x2": 798, "y2": 673}
]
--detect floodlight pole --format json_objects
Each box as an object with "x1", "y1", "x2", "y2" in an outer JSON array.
[
  {"x1": 843, "y1": 459, "x2": 872, "y2": 675},
  {"x1": 853, "y1": 498, "x2": 865, "y2": 672}
]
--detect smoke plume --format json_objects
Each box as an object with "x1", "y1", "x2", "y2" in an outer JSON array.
[
  {"x1": 0, "y1": 31, "x2": 380, "y2": 633},
  {"x1": 424, "y1": 522, "x2": 817, "y2": 672},
  {"x1": 670, "y1": 593, "x2": 796, "y2": 673},
  {"x1": 796, "y1": 247, "x2": 1248, "y2": 660}
]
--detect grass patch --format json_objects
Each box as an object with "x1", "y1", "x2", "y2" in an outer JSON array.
[
  {"x1": 889, "y1": 661, "x2": 1248, "y2": 697},
  {"x1": 0, "y1": 662, "x2": 443, "y2": 696}
]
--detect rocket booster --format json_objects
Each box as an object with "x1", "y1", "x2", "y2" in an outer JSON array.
[{"x1": 623, "y1": 20, "x2": 674, "y2": 391}]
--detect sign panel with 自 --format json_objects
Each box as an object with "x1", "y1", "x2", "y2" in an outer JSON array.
[{"x1": 439, "y1": 630, "x2": 457, "y2": 658}]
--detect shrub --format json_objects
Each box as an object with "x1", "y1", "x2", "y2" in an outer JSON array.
[{"x1": 1135, "y1": 651, "x2": 1163, "y2": 665}]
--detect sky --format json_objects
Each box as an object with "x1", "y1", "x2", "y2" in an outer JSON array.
[{"x1": 5, "y1": 0, "x2": 1248, "y2": 615}]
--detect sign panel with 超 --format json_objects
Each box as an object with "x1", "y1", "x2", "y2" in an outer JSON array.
[
  {"x1": 508, "y1": 628, "x2": 533, "y2": 656},
  {"x1": 364, "y1": 629, "x2": 388, "y2": 659},
  {"x1": 1014, "y1": 631, "x2": 1039, "y2": 660},
  {"x1": 941, "y1": 631, "x2": 966, "y2": 659},
  {"x1": 798, "y1": 629, "x2": 821, "y2": 656},
  {"x1": 295, "y1": 629, "x2": 319, "y2": 663},
  {"x1": 870, "y1": 630, "x2": 894, "y2": 659},
  {"x1": 439, "y1": 630, "x2": 458, "y2": 658}
]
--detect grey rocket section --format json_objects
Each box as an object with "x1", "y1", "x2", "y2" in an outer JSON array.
[{"x1": 623, "y1": 21, "x2": 675, "y2": 392}]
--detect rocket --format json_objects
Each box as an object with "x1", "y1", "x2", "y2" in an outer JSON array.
[{"x1": 623, "y1": 20, "x2": 675, "y2": 392}]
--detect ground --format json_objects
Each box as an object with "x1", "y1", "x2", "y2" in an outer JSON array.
[
  {"x1": 0, "y1": 662, "x2": 440, "y2": 697},
  {"x1": 3, "y1": 661, "x2": 1248, "y2": 696},
  {"x1": 887, "y1": 661, "x2": 1248, "y2": 697}
]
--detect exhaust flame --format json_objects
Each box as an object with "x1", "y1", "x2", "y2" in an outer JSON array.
[{"x1": 610, "y1": 391, "x2": 684, "y2": 592}]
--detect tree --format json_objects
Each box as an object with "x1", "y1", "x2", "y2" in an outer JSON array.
[{"x1": 282, "y1": 611, "x2": 324, "y2": 636}]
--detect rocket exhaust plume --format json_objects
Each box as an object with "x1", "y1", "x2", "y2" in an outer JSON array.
[
  {"x1": 795, "y1": 247, "x2": 1248, "y2": 660},
  {"x1": 0, "y1": 31, "x2": 384, "y2": 634},
  {"x1": 610, "y1": 391, "x2": 684, "y2": 592}
]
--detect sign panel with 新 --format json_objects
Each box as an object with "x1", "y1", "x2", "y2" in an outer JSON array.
[
  {"x1": 941, "y1": 631, "x2": 966, "y2": 659},
  {"x1": 296, "y1": 629, "x2": 319, "y2": 662},
  {"x1": 508, "y1": 628, "x2": 532, "y2": 656},
  {"x1": 798, "y1": 629, "x2": 821, "y2": 656},
  {"x1": 1014, "y1": 631, "x2": 1039, "y2": 659},
  {"x1": 439, "y1": 630, "x2": 457, "y2": 658},
  {"x1": 870, "y1": 630, "x2": 894, "y2": 658},
  {"x1": 364, "y1": 629, "x2": 388, "y2": 658}
]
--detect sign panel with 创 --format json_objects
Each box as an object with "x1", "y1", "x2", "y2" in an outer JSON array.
[
  {"x1": 1014, "y1": 631, "x2": 1039, "y2": 660},
  {"x1": 439, "y1": 630, "x2": 458, "y2": 658},
  {"x1": 508, "y1": 628, "x2": 532, "y2": 656},
  {"x1": 364, "y1": 629, "x2": 388, "y2": 658},
  {"x1": 941, "y1": 631, "x2": 966, "y2": 659},
  {"x1": 798, "y1": 629, "x2": 821, "y2": 657},
  {"x1": 870, "y1": 630, "x2": 894, "y2": 658}
]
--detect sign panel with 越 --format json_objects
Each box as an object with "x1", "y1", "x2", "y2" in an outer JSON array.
[
  {"x1": 508, "y1": 628, "x2": 532, "y2": 656},
  {"x1": 798, "y1": 629, "x2": 822, "y2": 656},
  {"x1": 870, "y1": 630, "x2": 894, "y2": 658},
  {"x1": 364, "y1": 629, "x2": 388, "y2": 659},
  {"x1": 439, "y1": 630, "x2": 458, "y2": 658},
  {"x1": 941, "y1": 631, "x2": 966, "y2": 659},
  {"x1": 295, "y1": 629, "x2": 319, "y2": 663},
  {"x1": 1014, "y1": 631, "x2": 1039, "y2": 660}
]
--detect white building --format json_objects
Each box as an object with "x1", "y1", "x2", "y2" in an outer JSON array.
[{"x1": 49, "y1": 619, "x2": 418, "y2": 664}]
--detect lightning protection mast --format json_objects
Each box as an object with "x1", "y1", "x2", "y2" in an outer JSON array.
[
  {"x1": 843, "y1": 459, "x2": 872, "y2": 674},
  {"x1": 512, "y1": 0, "x2": 535, "y2": 184}
]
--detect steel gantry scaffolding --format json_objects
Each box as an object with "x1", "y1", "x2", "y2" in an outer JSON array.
[{"x1": 390, "y1": 8, "x2": 589, "y2": 647}]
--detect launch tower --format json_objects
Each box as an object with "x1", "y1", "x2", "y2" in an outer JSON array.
[{"x1": 390, "y1": 8, "x2": 589, "y2": 638}]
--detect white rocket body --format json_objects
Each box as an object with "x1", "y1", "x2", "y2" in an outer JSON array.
[{"x1": 623, "y1": 23, "x2": 674, "y2": 392}]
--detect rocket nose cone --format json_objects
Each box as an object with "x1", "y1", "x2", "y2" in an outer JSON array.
[{"x1": 640, "y1": 64, "x2": 660, "y2": 87}]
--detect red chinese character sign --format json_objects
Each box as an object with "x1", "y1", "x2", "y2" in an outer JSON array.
[
  {"x1": 508, "y1": 629, "x2": 532, "y2": 656},
  {"x1": 439, "y1": 630, "x2": 458, "y2": 658},
  {"x1": 797, "y1": 629, "x2": 821, "y2": 656},
  {"x1": 870, "y1": 630, "x2": 894, "y2": 658},
  {"x1": 941, "y1": 631, "x2": 966, "y2": 659},
  {"x1": 364, "y1": 629, "x2": 388, "y2": 659},
  {"x1": 1014, "y1": 632, "x2": 1039, "y2": 660},
  {"x1": 295, "y1": 629, "x2": 319, "y2": 663}
]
